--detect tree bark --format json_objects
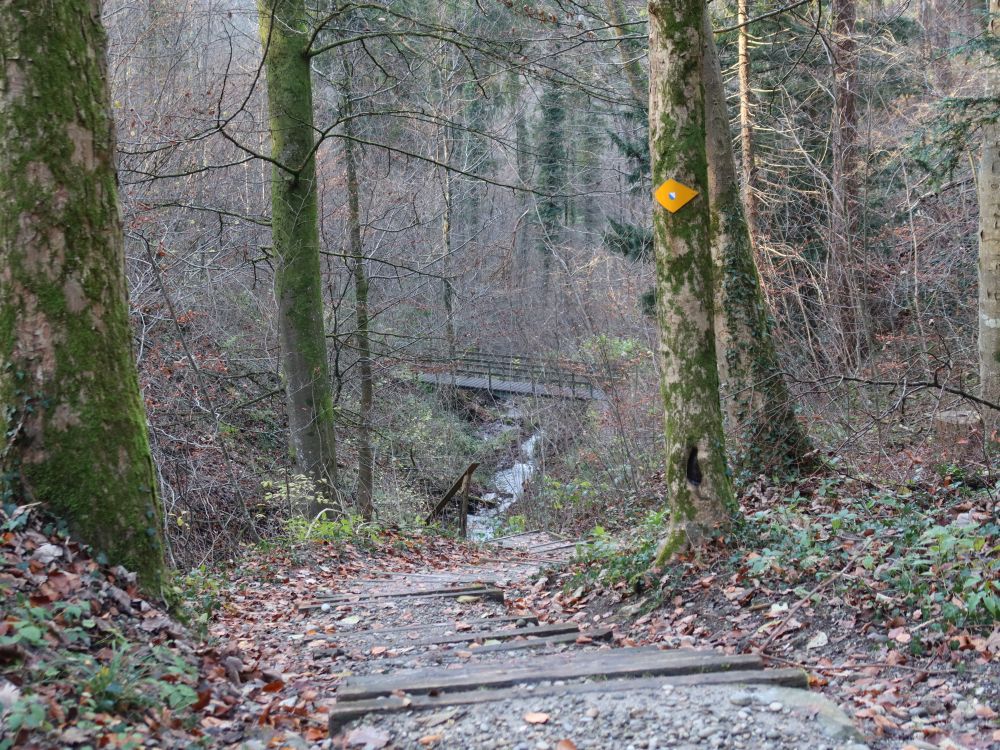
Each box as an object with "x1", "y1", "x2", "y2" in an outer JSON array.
[
  {"x1": 342, "y1": 77, "x2": 375, "y2": 520},
  {"x1": 0, "y1": 0, "x2": 164, "y2": 592},
  {"x1": 702, "y1": 8, "x2": 815, "y2": 472},
  {"x1": 604, "y1": 0, "x2": 649, "y2": 108},
  {"x1": 737, "y1": 0, "x2": 758, "y2": 235},
  {"x1": 978, "y1": 0, "x2": 1000, "y2": 439},
  {"x1": 649, "y1": 0, "x2": 735, "y2": 564},
  {"x1": 257, "y1": 0, "x2": 339, "y2": 514},
  {"x1": 829, "y1": 0, "x2": 865, "y2": 366}
]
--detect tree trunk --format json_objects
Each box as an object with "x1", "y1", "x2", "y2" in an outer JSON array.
[
  {"x1": 0, "y1": 0, "x2": 164, "y2": 592},
  {"x1": 439, "y1": 124, "x2": 458, "y2": 362},
  {"x1": 978, "y1": 0, "x2": 1000, "y2": 439},
  {"x1": 702, "y1": 8, "x2": 815, "y2": 472},
  {"x1": 257, "y1": 0, "x2": 339, "y2": 514},
  {"x1": 829, "y1": 0, "x2": 865, "y2": 366},
  {"x1": 604, "y1": 0, "x2": 649, "y2": 108},
  {"x1": 649, "y1": 0, "x2": 735, "y2": 564},
  {"x1": 342, "y1": 77, "x2": 375, "y2": 520},
  {"x1": 737, "y1": 0, "x2": 758, "y2": 235},
  {"x1": 509, "y1": 69, "x2": 532, "y2": 272}
]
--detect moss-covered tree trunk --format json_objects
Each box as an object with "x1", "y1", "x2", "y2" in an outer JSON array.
[
  {"x1": 604, "y1": 0, "x2": 649, "y2": 108},
  {"x1": 701, "y1": 8, "x2": 814, "y2": 472},
  {"x1": 649, "y1": 0, "x2": 735, "y2": 565},
  {"x1": 979, "y1": 0, "x2": 1000, "y2": 438},
  {"x1": 736, "y1": 0, "x2": 758, "y2": 235},
  {"x1": 342, "y1": 79, "x2": 375, "y2": 519},
  {"x1": 257, "y1": 0, "x2": 339, "y2": 513},
  {"x1": 0, "y1": 0, "x2": 164, "y2": 592}
]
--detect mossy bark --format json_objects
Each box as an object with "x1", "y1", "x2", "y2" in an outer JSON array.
[
  {"x1": 342, "y1": 80, "x2": 374, "y2": 519},
  {"x1": 604, "y1": 0, "x2": 649, "y2": 108},
  {"x1": 0, "y1": 0, "x2": 164, "y2": 592},
  {"x1": 736, "y1": 0, "x2": 757, "y2": 233},
  {"x1": 649, "y1": 0, "x2": 735, "y2": 564},
  {"x1": 979, "y1": 0, "x2": 1000, "y2": 438},
  {"x1": 257, "y1": 0, "x2": 340, "y2": 512},
  {"x1": 701, "y1": 9, "x2": 815, "y2": 473}
]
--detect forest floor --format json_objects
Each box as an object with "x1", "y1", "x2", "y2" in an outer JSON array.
[{"x1": 1, "y1": 482, "x2": 997, "y2": 749}]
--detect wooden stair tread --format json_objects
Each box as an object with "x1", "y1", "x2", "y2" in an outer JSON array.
[
  {"x1": 328, "y1": 668, "x2": 809, "y2": 732},
  {"x1": 336, "y1": 648, "x2": 763, "y2": 701}
]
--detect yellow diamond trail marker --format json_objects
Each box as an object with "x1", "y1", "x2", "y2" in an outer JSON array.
[{"x1": 655, "y1": 179, "x2": 698, "y2": 213}]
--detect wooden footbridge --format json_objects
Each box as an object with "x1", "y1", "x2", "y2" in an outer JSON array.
[{"x1": 409, "y1": 350, "x2": 608, "y2": 401}]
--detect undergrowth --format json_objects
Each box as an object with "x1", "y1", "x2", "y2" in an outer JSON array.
[{"x1": 570, "y1": 474, "x2": 999, "y2": 632}]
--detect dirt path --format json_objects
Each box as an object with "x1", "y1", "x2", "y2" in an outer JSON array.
[{"x1": 219, "y1": 532, "x2": 871, "y2": 750}]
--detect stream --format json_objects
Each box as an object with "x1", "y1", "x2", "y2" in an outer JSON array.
[{"x1": 468, "y1": 426, "x2": 543, "y2": 541}]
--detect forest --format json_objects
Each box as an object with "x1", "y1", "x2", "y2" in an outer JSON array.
[{"x1": 0, "y1": 0, "x2": 997, "y2": 748}]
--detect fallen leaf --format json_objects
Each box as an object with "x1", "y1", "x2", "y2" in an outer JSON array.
[
  {"x1": 346, "y1": 725, "x2": 390, "y2": 748},
  {"x1": 370, "y1": 646, "x2": 388, "y2": 656},
  {"x1": 556, "y1": 741, "x2": 577, "y2": 750},
  {"x1": 455, "y1": 595, "x2": 481, "y2": 604},
  {"x1": 887, "y1": 626, "x2": 911, "y2": 644},
  {"x1": 806, "y1": 631, "x2": 828, "y2": 649},
  {"x1": 975, "y1": 704, "x2": 997, "y2": 719},
  {"x1": 418, "y1": 734, "x2": 442, "y2": 746},
  {"x1": 524, "y1": 712, "x2": 549, "y2": 725},
  {"x1": 262, "y1": 679, "x2": 284, "y2": 693},
  {"x1": 455, "y1": 621, "x2": 472, "y2": 631}
]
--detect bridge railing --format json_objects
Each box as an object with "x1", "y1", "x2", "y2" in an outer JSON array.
[{"x1": 415, "y1": 349, "x2": 605, "y2": 398}]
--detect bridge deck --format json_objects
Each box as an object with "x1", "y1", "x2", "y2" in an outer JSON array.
[{"x1": 416, "y1": 372, "x2": 606, "y2": 401}]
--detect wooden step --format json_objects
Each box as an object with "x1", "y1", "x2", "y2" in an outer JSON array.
[
  {"x1": 299, "y1": 587, "x2": 504, "y2": 611},
  {"x1": 306, "y1": 615, "x2": 538, "y2": 640},
  {"x1": 328, "y1": 667, "x2": 809, "y2": 733},
  {"x1": 468, "y1": 626, "x2": 613, "y2": 654},
  {"x1": 403, "y1": 620, "x2": 582, "y2": 648},
  {"x1": 335, "y1": 647, "x2": 763, "y2": 701}
]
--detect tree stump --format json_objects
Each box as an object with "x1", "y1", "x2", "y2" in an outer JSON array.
[{"x1": 934, "y1": 410, "x2": 983, "y2": 460}]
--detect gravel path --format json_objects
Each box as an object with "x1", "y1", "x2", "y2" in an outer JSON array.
[
  {"x1": 305, "y1": 533, "x2": 880, "y2": 749},
  {"x1": 336, "y1": 683, "x2": 870, "y2": 750}
]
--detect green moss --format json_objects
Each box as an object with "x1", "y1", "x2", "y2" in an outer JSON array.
[
  {"x1": 648, "y1": 0, "x2": 735, "y2": 559},
  {"x1": 257, "y1": 0, "x2": 339, "y2": 499},
  {"x1": 1, "y1": 1, "x2": 164, "y2": 593}
]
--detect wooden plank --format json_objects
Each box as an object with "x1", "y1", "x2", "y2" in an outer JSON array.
[
  {"x1": 298, "y1": 588, "x2": 504, "y2": 612},
  {"x1": 336, "y1": 649, "x2": 763, "y2": 701},
  {"x1": 425, "y1": 463, "x2": 479, "y2": 524},
  {"x1": 314, "y1": 584, "x2": 500, "y2": 602},
  {"x1": 402, "y1": 621, "x2": 581, "y2": 648},
  {"x1": 467, "y1": 626, "x2": 613, "y2": 654},
  {"x1": 306, "y1": 615, "x2": 538, "y2": 641},
  {"x1": 328, "y1": 668, "x2": 809, "y2": 732}
]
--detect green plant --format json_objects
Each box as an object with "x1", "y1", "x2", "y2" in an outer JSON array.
[
  {"x1": 284, "y1": 512, "x2": 381, "y2": 544},
  {"x1": 260, "y1": 474, "x2": 342, "y2": 517},
  {"x1": 172, "y1": 566, "x2": 223, "y2": 639}
]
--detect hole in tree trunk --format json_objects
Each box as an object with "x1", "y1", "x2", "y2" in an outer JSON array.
[{"x1": 686, "y1": 446, "x2": 702, "y2": 486}]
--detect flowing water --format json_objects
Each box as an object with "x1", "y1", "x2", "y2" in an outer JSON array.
[{"x1": 468, "y1": 431, "x2": 543, "y2": 541}]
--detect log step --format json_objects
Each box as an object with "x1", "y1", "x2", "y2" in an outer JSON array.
[
  {"x1": 328, "y1": 668, "x2": 808, "y2": 733},
  {"x1": 403, "y1": 620, "x2": 583, "y2": 648},
  {"x1": 336, "y1": 647, "x2": 763, "y2": 702},
  {"x1": 299, "y1": 587, "x2": 503, "y2": 611}
]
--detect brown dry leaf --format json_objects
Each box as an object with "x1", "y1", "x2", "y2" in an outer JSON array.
[
  {"x1": 345, "y1": 725, "x2": 390, "y2": 748},
  {"x1": 455, "y1": 621, "x2": 472, "y2": 632},
  {"x1": 975, "y1": 704, "x2": 997, "y2": 719},
  {"x1": 456, "y1": 650, "x2": 473, "y2": 658},
  {"x1": 261, "y1": 679, "x2": 285, "y2": 693},
  {"x1": 418, "y1": 734, "x2": 443, "y2": 746},
  {"x1": 575, "y1": 635, "x2": 593, "y2": 645},
  {"x1": 524, "y1": 712, "x2": 550, "y2": 725},
  {"x1": 370, "y1": 646, "x2": 388, "y2": 656},
  {"x1": 887, "y1": 627, "x2": 911, "y2": 644},
  {"x1": 556, "y1": 741, "x2": 578, "y2": 750}
]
